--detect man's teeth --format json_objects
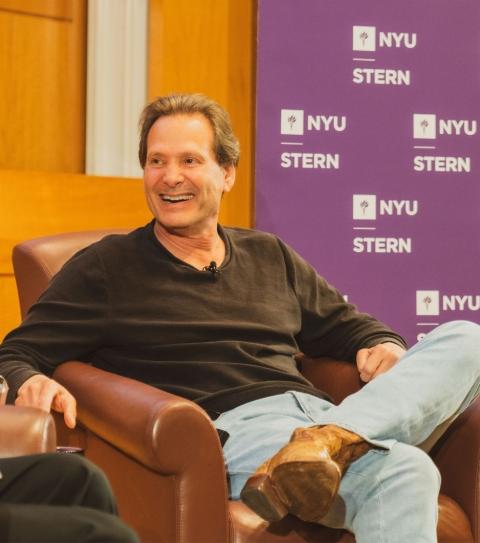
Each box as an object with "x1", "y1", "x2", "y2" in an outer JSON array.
[{"x1": 161, "y1": 194, "x2": 194, "y2": 202}]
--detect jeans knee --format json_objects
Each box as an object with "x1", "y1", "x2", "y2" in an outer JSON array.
[
  {"x1": 373, "y1": 444, "x2": 441, "y2": 505},
  {"x1": 390, "y1": 445, "x2": 441, "y2": 497},
  {"x1": 434, "y1": 320, "x2": 480, "y2": 367},
  {"x1": 436, "y1": 320, "x2": 480, "y2": 344}
]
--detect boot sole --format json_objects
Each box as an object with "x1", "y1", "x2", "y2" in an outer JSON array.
[
  {"x1": 240, "y1": 459, "x2": 341, "y2": 523},
  {"x1": 240, "y1": 473, "x2": 289, "y2": 522},
  {"x1": 272, "y1": 459, "x2": 341, "y2": 523}
]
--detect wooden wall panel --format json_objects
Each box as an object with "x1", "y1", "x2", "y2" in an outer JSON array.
[
  {"x1": 0, "y1": 169, "x2": 151, "y2": 339},
  {"x1": 148, "y1": 0, "x2": 256, "y2": 228},
  {"x1": 0, "y1": 0, "x2": 86, "y2": 172},
  {"x1": 0, "y1": 0, "x2": 72, "y2": 20}
]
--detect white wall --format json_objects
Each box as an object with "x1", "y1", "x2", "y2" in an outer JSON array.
[{"x1": 86, "y1": 0, "x2": 148, "y2": 177}]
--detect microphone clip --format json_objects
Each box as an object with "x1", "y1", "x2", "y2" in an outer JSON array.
[{"x1": 203, "y1": 261, "x2": 220, "y2": 277}]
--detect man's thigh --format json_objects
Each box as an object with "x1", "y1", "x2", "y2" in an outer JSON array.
[
  {"x1": 0, "y1": 453, "x2": 116, "y2": 512},
  {"x1": 0, "y1": 454, "x2": 54, "y2": 502},
  {"x1": 0, "y1": 504, "x2": 138, "y2": 543}
]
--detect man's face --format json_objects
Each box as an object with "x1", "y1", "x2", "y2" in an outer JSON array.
[{"x1": 143, "y1": 113, "x2": 235, "y2": 236}]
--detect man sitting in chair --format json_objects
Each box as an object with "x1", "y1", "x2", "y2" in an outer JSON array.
[{"x1": 0, "y1": 93, "x2": 479, "y2": 543}]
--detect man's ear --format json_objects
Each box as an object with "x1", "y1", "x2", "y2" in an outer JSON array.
[{"x1": 223, "y1": 164, "x2": 236, "y2": 193}]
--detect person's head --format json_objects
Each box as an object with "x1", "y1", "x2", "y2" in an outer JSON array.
[
  {"x1": 138, "y1": 93, "x2": 240, "y2": 170},
  {"x1": 140, "y1": 94, "x2": 239, "y2": 236}
]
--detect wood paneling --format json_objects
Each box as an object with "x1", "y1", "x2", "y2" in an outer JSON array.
[
  {"x1": 148, "y1": 0, "x2": 256, "y2": 228},
  {"x1": 0, "y1": 0, "x2": 73, "y2": 20},
  {"x1": 0, "y1": 169, "x2": 152, "y2": 339},
  {"x1": 0, "y1": 0, "x2": 86, "y2": 172}
]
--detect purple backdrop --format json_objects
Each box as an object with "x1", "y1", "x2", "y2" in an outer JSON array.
[{"x1": 255, "y1": 0, "x2": 480, "y2": 346}]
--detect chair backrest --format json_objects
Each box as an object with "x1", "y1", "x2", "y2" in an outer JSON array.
[{"x1": 12, "y1": 229, "x2": 130, "y2": 319}]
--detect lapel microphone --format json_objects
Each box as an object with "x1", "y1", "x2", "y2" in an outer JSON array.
[{"x1": 203, "y1": 261, "x2": 220, "y2": 277}]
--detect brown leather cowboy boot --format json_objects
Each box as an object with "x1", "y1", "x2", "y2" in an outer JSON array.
[{"x1": 240, "y1": 425, "x2": 372, "y2": 523}]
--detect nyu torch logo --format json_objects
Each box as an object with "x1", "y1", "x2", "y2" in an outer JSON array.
[
  {"x1": 281, "y1": 109, "x2": 304, "y2": 135},
  {"x1": 353, "y1": 195, "x2": 377, "y2": 220},
  {"x1": 416, "y1": 291, "x2": 440, "y2": 316},
  {"x1": 413, "y1": 114, "x2": 436, "y2": 139},
  {"x1": 353, "y1": 26, "x2": 376, "y2": 51}
]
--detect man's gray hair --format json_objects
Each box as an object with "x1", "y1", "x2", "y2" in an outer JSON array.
[{"x1": 138, "y1": 93, "x2": 240, "y2": 169}]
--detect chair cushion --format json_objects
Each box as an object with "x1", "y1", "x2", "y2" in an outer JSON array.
[{"x1": 230, "y1": 494, "x2": 473, "y2": 543}]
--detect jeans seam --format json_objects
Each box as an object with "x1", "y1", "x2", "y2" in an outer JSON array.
[
  {"x1": 352, "y1": 472, "x2": 384, "y2": 543},
  {"x1": 375, "y1": 474, "x2": 385, "y2": 543}
]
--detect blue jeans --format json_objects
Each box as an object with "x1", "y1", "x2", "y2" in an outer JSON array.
[{"x1": 213, "y1": 320, "x2": 480, "y2": 543}]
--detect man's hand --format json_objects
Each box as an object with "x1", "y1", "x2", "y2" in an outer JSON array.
[
  {"x1": 356, "y1": 342, "x2": 406, "y2": 383},
  {"x1": 15, "y1": 374, "x2": 77, "y2": 428}
]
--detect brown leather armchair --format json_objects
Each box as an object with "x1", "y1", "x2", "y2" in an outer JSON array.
[
  {"x1": 11, "y1": 231, "x2": 478, "y2": 543},
  {"x1": 0, "y1": 405, "x2": 56, "y2": 457}
]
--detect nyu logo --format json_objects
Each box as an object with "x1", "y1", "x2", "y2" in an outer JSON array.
[
  {"x1": 353, "y1": 26, "x2": 417, "y2": 51},
  {"x1": 353, "y1": 194, "x2": 418, "y2": 220},
  {"x1": 353, "y1": 26, "x2": 376, "y2": 51},
  {"x1": 416, "y1": 291, "x2": 440, "y2": 316},
  {"x1": 416, "y1": 290, "x2": 480, "y2": 316},
  {"x1": 353, "y1": 195, "x2": 376, "y2": 219},
  {"x1": 280, "y1": 109, "x2": 347, "y2": 136},
  {"x1": 413, "y1": 114, "x2": 477, "y2": 139},
  {"x1": 281, "y1": 109, "x2": 304, "y2": 135}
]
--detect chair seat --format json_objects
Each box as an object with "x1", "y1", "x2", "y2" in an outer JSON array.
[{"x1": 230, "y1": 494, "x2": 473, "y2": 543}]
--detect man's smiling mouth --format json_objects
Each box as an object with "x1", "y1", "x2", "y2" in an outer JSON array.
[{"x1": 160, "y1": 194, "x2": 194, "y2": 203}]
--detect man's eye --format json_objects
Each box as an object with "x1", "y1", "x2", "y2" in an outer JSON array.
[
  {"x1": 149, "y1": 158, "x2": 162, "y2": 166},
  {"x1": 184, "y1": 157, "x2": 198, "y2": 165}
]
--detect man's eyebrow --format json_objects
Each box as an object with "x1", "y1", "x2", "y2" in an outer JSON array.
[
  {"x1": 179, "y1": 150, "x2": 204, "y2": 157},
  {"x1": 146, "y1": 149, "x2": 207, "y2": 162}
]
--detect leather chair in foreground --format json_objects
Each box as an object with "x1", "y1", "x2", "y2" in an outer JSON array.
[
  {"x1": 0, "y1": 405, "x2": 56, "y2": 458},
  {"x1": 12, "y1": 231, "x2": 478, "y2": 543}
]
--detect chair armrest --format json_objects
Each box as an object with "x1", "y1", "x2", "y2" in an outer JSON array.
[
  {"x1": 298, "y1": 356, "x2": 362, "y2": 404},
  {"x1": 429, "y1": 398, "x2": 480, "y2": 542},
  {"x1": 0, "y1": 405, "x2": 56, "y2": 457},
  {"x1": 54, "y1": 361, "x2": 229, "y2": 543}
]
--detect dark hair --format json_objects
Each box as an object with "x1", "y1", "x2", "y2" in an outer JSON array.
[{"x1": 138, "y1": 93, "x2": 240, "y2": 169}]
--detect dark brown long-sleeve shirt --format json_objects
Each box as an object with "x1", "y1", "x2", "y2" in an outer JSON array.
[{"x1": 0, "y1": 222, "x2": 406, "y2": 412}]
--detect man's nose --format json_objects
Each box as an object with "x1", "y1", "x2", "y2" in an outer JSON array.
[{"x1": 162, "y1": 164, "x2": 184, "y2": 186}]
